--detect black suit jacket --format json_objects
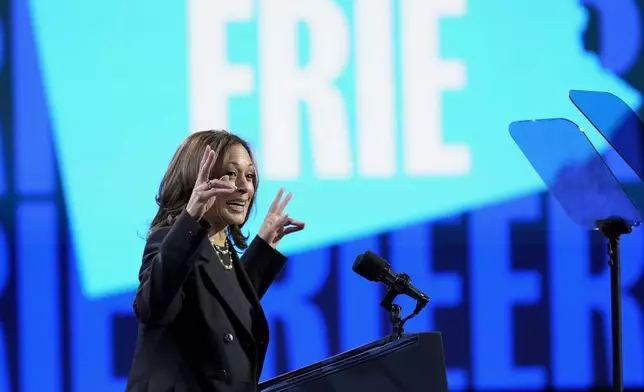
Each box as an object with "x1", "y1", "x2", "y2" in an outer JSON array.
[{"x1": 125, "y1": 210, "x2": 287, "y2": 392}]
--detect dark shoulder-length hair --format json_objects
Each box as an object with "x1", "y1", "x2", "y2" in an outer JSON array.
[{"x1": 149, "y1": 130, "x2": 259, "y2": 250}]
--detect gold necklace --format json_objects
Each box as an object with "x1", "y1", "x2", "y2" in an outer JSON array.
[{"x1": 210, "y1": 237, "x2": 233, "y2": 270}]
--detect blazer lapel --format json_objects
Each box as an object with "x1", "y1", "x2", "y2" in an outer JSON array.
[
  {"x1": 199, "y1": 241, "x2": 255, "y2": 338},
  {"x1": 230, "y1": 249, "x2": 269, "y2": 336}
]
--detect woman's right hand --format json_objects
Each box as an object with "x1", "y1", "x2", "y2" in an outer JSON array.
[{"x1": 185, "y1": 145, "x2": 236, "y2": 221}]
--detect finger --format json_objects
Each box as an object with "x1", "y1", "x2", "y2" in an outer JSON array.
[
  {"x1": 205, "y1": 178, "x2": 236, "y2": 190},
  {"x1": 206, "y1": 149, "x2": 217, "y2": 179},
  {"x1": 269, "y1": 188, "x2": 285, "y2": 212},
  {"x1": 275, "y1": 227, "x2": 285, "y2": 241},
  {"x1": 197, "y1": 146, "x2": 214, "y2": 184},
  {"x1": 195, "y1": 178, "x2": 235, "y2": 193},
  {"x1": 277, "y1": 192, "x2": 292, "y2": 214},
  {"x1": 198, "y1": 148, "x2": 215, "y2": 184},
  {"x1": 200, "y1": 187, "x2": 236, "y2": 199},
  {"x1": 198, "y1": 145, "x2": 209, "y2": 168},
  {"x1": 286, "y1": 218, "x2": 305, "y2": 228},
  {"x1": 217, "y1": 175, "x2": 234, "y2": 188},
  {"x1": 283, "y1": 225, "x2": 304, "y2": 235},
  {"x1": 277, "y1": 213, "x2": 290, "y2": 227}
]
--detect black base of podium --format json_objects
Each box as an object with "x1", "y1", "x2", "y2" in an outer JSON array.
[{"x1": 259, "y1": 332, "x2": 448, "y2": 392}]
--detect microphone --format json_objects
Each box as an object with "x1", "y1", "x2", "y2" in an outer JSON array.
[{"x1": 352, "y1": 250, "x2": 430, "y2": 304}]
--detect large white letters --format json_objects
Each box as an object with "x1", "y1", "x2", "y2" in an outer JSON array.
[
  {"x1": 400, "y1": 0, "x2": 470, "y2": 176},
  {"x1": 354, "y1": 0, "x2": 396, "y2": 177},
  {"x1": 188, "y1": 0, "x2": 472, "y2": 179},
  {"x1": 259, "y1": 0, "x2": 351, "y2": 180},
  {"x1": 188, "y1": 0, "x2": 254, "y2": 132}
]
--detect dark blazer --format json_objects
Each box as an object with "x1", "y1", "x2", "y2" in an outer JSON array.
[{"x1": 125, "y1": 209, "x2": 287, "y2": 392}]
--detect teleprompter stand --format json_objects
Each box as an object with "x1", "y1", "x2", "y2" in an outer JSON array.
[
  {"x1": 510, "y1": 90, "x2": 644, "y2": 392},
  {"x1": 598, "y1": 217, "x2": 632, "y2": 392}
]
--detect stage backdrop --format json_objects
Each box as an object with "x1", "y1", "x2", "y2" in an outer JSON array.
[{"x1": 1, "y1": 0, "x2": 644, "y2": 391}]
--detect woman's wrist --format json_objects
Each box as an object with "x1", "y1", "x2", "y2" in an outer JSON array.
[{"x1": 185, "y1": 205, "x2": 200, "y2": 221}]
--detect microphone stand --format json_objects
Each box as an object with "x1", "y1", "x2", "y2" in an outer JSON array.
[
  {"x1": 379, "y1": 273, "x2": 429, "y2": 341},
  {"x1": 380, "y1": 285, "x2": 404, "y2": 340}
]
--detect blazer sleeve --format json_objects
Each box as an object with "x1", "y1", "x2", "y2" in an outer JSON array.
[
  {"x1": 133, "y1": 209, "x2": 209, "y2": 326},
  {"x1": 240, "y1": 236, "x2": 288, "y2": 299}
]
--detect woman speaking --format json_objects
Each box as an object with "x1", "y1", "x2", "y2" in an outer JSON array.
[{"x1": 126, "y1": 130, "x2": 305, "y2": 392}]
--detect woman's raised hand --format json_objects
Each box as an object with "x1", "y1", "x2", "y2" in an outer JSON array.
[
  {"x1": 258, "y1": 188, "x2": 305, "y2": 249},
  {"x1": 186, "y1": 145, "x2": 236, "y2": 221}
]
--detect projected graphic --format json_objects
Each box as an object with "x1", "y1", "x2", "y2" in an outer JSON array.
[
  {"x1": 3, "y1": 1, "x2": 644, "y2": 392},
  {"x1": 27, "y1": 0, "x2": 641, "y2": 298}
]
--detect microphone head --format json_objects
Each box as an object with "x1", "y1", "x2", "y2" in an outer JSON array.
[{"x1": 352, "y1": 250, "x2": 389, "y2": 282}]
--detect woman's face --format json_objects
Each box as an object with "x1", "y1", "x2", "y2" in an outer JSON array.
[{"x1": 206, "y1": 143, "x2": 256, "y2": 227}]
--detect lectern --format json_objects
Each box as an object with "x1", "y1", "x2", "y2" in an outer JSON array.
[{"x1": 259, "y1": 332, "x2": 448, "y2": 392}]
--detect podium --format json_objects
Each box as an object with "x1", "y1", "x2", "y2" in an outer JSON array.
[{"x1": 258, "y1": 332, "x2": 449, "y2": 392}]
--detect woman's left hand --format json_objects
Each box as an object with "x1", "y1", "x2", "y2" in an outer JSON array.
[{"x1": 258, "y1": 188, "x2": 305, "y2": 249}]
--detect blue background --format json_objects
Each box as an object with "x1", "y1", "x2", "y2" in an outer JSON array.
[{"x1": 1, "y1": 0, "x2": 644, "y2": 391}]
